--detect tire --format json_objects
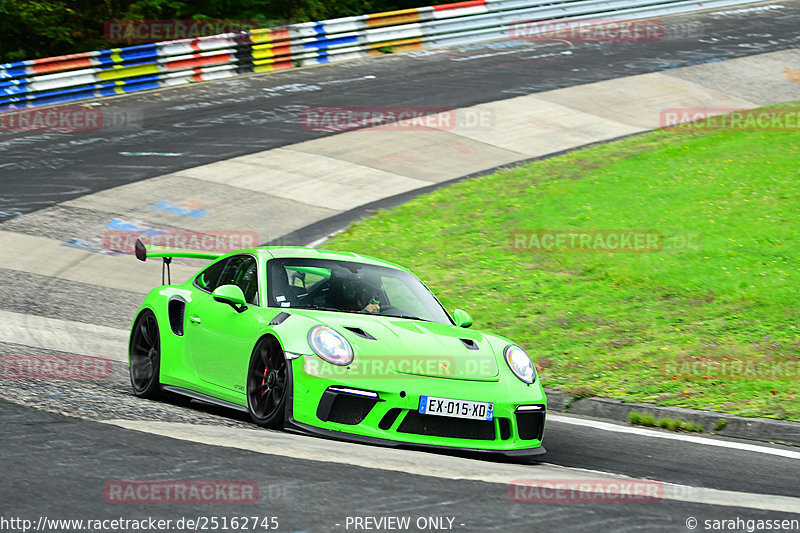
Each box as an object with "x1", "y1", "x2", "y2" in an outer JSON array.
[
  {"x1": 246, "y1": 336, "x2": 288, "y2": 428},
  {"x1": 129, "y1": 309, "x2": 162, "y2": 399}
]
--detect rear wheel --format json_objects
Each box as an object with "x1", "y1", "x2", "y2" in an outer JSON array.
[
  {"x1": 246, "y1": 336, "x2": 288, "y2": 428},
  {"x1": 129, "y1": 310, "x2": 162, "y2": 399}
]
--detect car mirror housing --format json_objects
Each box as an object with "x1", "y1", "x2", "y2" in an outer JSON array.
[
  {"x1": 213, "y1": 284, "x2": 248, "y2": 313},
  {"x1": 453, "y1": 309, "x2": 473, "y2": 328}
]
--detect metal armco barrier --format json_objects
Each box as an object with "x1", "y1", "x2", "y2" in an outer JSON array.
[{"x1": 0, "y1": 0, "x2": 761, "y2": 112}]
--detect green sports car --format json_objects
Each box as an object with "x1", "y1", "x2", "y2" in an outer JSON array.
[{"x1": 129, "y1": 239, "x2": 546, "y2": 458}]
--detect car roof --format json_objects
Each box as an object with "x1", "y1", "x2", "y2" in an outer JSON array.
[{"x1": 250, "y1": 246, "x2": 411, "y2": 273}]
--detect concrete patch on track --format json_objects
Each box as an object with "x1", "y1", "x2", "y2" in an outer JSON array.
[
  {"x1": 666, "y1": 45, "x2": 800, "y2": 105},
  {"x1": 62, "y1": 175, "x2": 338, "y2": 242},
  {"x1": 176, "y1": 147, "x2": 431, "y2": 211},
  {"x1": 533, "y1": 71, "x2": 760, "y2": 129},
  {"x1": 421, "y1": 98, "x2": 645, "y2": 156},
  {"x1": 289, "y1": 129, "x2": 527, "y2": 183}
]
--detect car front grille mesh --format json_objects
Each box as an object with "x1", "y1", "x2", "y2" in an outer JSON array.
[{"x1": 397, "y1": 411, "x2": 496, "y2": 440}]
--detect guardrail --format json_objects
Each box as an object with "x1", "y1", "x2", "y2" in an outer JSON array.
[{"x1": 0, "y1": 0, "x2": 759, "y2": 112}]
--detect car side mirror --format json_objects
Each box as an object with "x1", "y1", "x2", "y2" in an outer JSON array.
[
  {"x1": 453, "y1": 309, "x2": 473, "y2": 328},
  {"x1": 213, "y1": 284, "x2": 248, "y2": 313}
]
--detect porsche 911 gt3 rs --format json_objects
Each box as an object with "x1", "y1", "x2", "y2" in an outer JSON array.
[{"x1": 129, "y1": 240, "x2": 546, "y2": 458}]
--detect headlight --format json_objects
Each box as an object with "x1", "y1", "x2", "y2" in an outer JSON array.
[
  {"x1": 504, "y1": 344, "x2": 535, "y2": 384},
  {"x1": 308, "y1": 325, "x2": 354, "y2": 366}
]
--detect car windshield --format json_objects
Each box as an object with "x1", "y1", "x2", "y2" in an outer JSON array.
[{"x1": 266, "y1": 257, "x2": 453, "y2": 324}]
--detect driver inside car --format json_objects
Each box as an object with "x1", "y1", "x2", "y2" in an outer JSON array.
[
  {"x1": 356, "y1": 285, "x2": 381, "y2": 314},
  {"x1": 327, "y1": 276, "x2": 381, "y2": 314}
]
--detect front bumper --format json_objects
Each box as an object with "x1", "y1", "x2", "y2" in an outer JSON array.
[{"x1": 285, "y1": 357, "x2": 547, "y2": 458}]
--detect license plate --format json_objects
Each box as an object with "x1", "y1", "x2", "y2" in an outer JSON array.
[{"x1": 419, "y1": 395, "x2": 494, "y2": 421}]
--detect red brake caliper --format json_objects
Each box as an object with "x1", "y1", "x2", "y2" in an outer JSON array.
[{"x1": 261, "y1": 363, "x2": 269, "y2": 399}]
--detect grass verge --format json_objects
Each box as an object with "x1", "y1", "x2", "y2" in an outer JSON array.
[
  {"x1": 324, "y1": 104, "x2": 800, "y2": 421},
  {"x1": 629, "y1": 411, "x2": 704, "y2": 433}
]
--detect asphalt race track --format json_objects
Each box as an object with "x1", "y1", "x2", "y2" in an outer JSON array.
[
  {"x1": 1, "y1": 2, "x2": 800, "y2": 532},
  {"x1": 2, "y1": 2, "x2": 800, "y2": 216}
]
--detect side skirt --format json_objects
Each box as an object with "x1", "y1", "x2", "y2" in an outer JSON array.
[{"x1": 161, "y1": 385, "x2": 248, "y2": 413}]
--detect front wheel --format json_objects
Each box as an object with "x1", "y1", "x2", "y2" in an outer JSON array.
[
  {"x1": 129, "y1": 310, "x2": 162, "y2": 399},
  {"x1": 246, "y1": 336, "x2": 288, "y2": 428}
]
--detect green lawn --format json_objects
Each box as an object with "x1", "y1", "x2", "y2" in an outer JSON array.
[{"x1": 324, "y1": 104, "x2": 800, "y2": 421}]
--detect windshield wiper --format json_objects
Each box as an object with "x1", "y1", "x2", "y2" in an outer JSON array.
[
  {"x1": 387, "y1": 314, "x2": 429, "y2": 322},
  {"x1": 309, "y1": 306, "x2": 344, "y2": 312}
]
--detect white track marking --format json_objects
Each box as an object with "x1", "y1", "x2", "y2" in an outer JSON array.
[
  {"x1": 106, "y1": 420, "x2": 800, "y2": 514},
  {"x1": 0, "y1": 309, "x2": 128, "y2": 361},
  {"x1": 548, "y1": 414, "x2": 800, "y2": 460}
]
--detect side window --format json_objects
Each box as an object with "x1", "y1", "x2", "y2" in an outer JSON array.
[
  {"x1": 216, "y1": 256, "x2": 247, "y2": 288},
  {"x1": 194, "y1": 255, "x2": 259, "y2": 305},
  {"x1": 236, "y1": 257, "x2": 260, "y2": 305},
  {"x1": 194, "y1": 259, "x2": 229, "y2": 292}
]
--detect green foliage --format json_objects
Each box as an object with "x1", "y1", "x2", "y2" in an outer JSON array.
[
  {"x1": 639, "y1": 413, "x2": 657, "y2": 427},
  {"x1": 714, "y1": 418, "x2": 728, "y2": 431},
  {"x1": 630, "y1": 412, "x2": 703, "y2": 432}
]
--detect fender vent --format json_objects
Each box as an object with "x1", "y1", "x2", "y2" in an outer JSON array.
[
  {"x1": 269, "y1": 312, "x2": 291, "y2": 326},
  {"x1": 168, "y1": 297, "x2": 186, "y2": 336},
  {"x1": 460, "y1": 338, "x2": 478, "y2": 350},
  {"x1": 344, "y1": 327, "x2": 375, "y2": 340}
]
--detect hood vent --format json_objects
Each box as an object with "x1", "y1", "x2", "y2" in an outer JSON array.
[
  {"x1": 344, "y1": 327, "x2": 376, "y2": 340},
  {"x1": 460, "y1": 338, "x2": 479, "y2": 350}
]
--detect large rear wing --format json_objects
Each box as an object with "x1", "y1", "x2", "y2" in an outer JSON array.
[
  {"x1": 134, "y1": 238, "x2": 222, "y2": 284},
  {"x1": 134, "y1": 238, "x2": 222, "y2": 262}
]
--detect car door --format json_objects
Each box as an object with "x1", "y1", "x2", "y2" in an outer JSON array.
[{"x1": 185, "y1": 254, "x2": 261, "y2": 393}]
